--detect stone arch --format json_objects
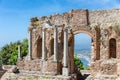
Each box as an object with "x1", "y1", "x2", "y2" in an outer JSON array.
[
  {"x1": 67, "y1": 29, "x2": 97, "y2": 74},
  {"x1": 109, "y1": 38, "x2": 116, "y2": 58},
  {"x1": 36, "y1": 36, "x2": 42, "y2": 58},
  {"x1": 73, "y1": 30, "x2": 94, "y2": 39},
  {"x1": 73, "y1": 29, "x2": 98, "y2": 61},
  {"x1": 73, "y1": 30, "x2": 94, "y2": 49}
]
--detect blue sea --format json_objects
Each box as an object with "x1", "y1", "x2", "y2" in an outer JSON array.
[{"x1": 74, "y1": 48, "x2": 91, "y2": 67}]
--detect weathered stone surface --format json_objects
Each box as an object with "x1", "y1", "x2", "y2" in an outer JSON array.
[
  {"x1": 17, "y1": 59, "x2": 41, "y2": 71},
  {"x1": 1, "y1": 70, "x2": 77, "y2": 80},
  {"x1": 100, "y1": 60, "x2": 117, "y2": 75},
  {"x1": 11, "y1": 66, "x2": 19, "y2": 73}
]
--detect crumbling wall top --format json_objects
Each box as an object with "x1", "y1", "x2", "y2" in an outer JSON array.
[{"x1": 29, "y1": 8, "x2": 120, "y2": 31}]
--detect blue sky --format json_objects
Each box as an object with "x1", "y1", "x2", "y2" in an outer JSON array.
[
  {"x1": 0, "y1": 0, "x2": 120, "y2": 48},
  {"x1": 75, "y1": 33, "x2": 91, "y2": 50}
]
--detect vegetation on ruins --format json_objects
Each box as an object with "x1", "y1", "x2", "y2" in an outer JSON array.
[{"x1": 0, "y1": 39, "x2": 28, "y2": 65}]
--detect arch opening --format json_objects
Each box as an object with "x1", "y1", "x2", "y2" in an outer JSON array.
[
  {"x1": 36, "y1": 37, "x2": 42, "y2": 59},
  {"x1": 109, "y1": 38, "x2": 116, "y2": 58},
  {"x1": 49, "y1": 39, "x2": 54, "y2": 57},
  {"x1": 74, "y1": 33, "x2": 92, "y2": 69}
]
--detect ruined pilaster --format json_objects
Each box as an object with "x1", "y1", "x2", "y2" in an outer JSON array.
[
  {"x1": 18, "y1": 45, "x2": 22, "y2": 60},
  {"x1": 28, "y1": 29, "x2": 32, "y2": 60},
  {"x1": 53, "y1": 26, "x2": 58, "y2": 62},
  {"x1": 62, "y1": 28, "x2": 69, "y2": 76},
  {"x1": 42, "y1": 28, "x2": 47, "y2": 60}
]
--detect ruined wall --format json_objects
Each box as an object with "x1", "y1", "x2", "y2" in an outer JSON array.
[
  {"x1": 17, "y1": 60, "x2": 41, "y2": 71},
  {"x1": 89, "y1": 9, "x2": 120, "y2": 76},
  {"x1": 16, "y1": 9, "x2": 120, "y2": 79},
  {"x1": 31, "y1": 28, "x2": 42, "y2": 59},
  {"x1": 89, "y1": 9, "x2": 120, "y2": 25},
  {"x1": 17, "y1": 59, "x2": 61, "y2": 75}
]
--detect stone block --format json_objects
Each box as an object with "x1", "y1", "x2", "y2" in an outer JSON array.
[{"x1": 62, "y1": 67, "x2": 69, "y2": 76}]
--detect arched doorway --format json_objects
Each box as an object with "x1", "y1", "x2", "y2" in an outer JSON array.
[
  {"x1": 68, "y1": 30, "x2": 96, "y2": 73},
  {"x1": 49, "y1": 38, "x2": 54, "y2": 57},
  {"x1": 74, "y1": 33, "x2": 92, "y2": 69},
  {"x1": 109, "y1": 38, "x2": 116, "y2": 58},
  {"x1": 67, "y1": 30, "x2": 95, "y2": 79},
  {"x1": 36, "y1": 37, "x2": 42, "y2": 59}
]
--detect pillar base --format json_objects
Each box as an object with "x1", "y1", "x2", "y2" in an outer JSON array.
[
  {"x1": 53, "y1": 59, "x2": 58, "y2": 62},
  {"x1": 62, "y1": 67, "x2": 69, "y2": 76},
  {"x1": 18, "y1": 58, "x2": 22, "y2": 61},
  {"x1": 42, "y1": 58, "x2": 47, "y2": 61},
  {"x1": 26, "y1": 56, "x2": 32, "y2": 60}
]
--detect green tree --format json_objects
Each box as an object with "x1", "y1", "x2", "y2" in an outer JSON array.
[
  {"x1": 9, "y1": 41, "x2": 20, "y2": 65},
  {"x1": 74, "y1": 55, "x2": 90, "y2": 70},
  {"x1": 0, "y1": 44, "x2": 10, "y2": 64},
  {"x1": 0, "y1": 39, "x2": 28, "y2": 65},
  {"x1": 74, "y1": 55, "x2": 84, "y2": 69},
  {"x1": 21, "y1": 39, "x2": 28, "y2": 57}
]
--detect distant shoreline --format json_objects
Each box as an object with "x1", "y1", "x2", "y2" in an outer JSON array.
[{"x1": 74, "y1": 48, "x2": 91, "y2": 67}]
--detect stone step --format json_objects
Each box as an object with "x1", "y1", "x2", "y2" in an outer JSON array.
[
  {"x1": 86, "y1": 75, "x2": 117, "y2": 80},
  {"x1": 80, "y1": 70, "x2": 90, "y2": 75}
]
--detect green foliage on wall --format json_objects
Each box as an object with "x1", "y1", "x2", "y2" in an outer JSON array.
[{"x1": 0, "y1": 39, "x2": 28, "y2": 65}]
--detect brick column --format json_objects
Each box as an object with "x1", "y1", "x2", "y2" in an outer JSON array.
[
  {"x1": 53, "y1": 26, "x2": 58, "y2": 62},
  {"x1": 42, "y1": 28, "x2": 47, "y2": 60},
  {"x1": 62, "y1": 28, "x2": 69, "y2": 76}
]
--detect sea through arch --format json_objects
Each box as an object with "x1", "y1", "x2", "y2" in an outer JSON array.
[{"x1": 74, "y1": 33, "x2": 92, "y2": 67}]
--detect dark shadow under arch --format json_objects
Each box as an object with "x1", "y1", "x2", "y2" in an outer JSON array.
[
  {"x1": 49, "y1": 38, "x2": 54, "y2": 57},
  {"x1": 109, "y1": 38, "x2": 116, "y2": 58},
  {"x1": 36, "y1": 37, "x2": 42, "y2": 58}
]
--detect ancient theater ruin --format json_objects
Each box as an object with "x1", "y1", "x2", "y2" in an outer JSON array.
[{"x1": 2, "y1": 9, "x2": 120, "y2": 80}]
